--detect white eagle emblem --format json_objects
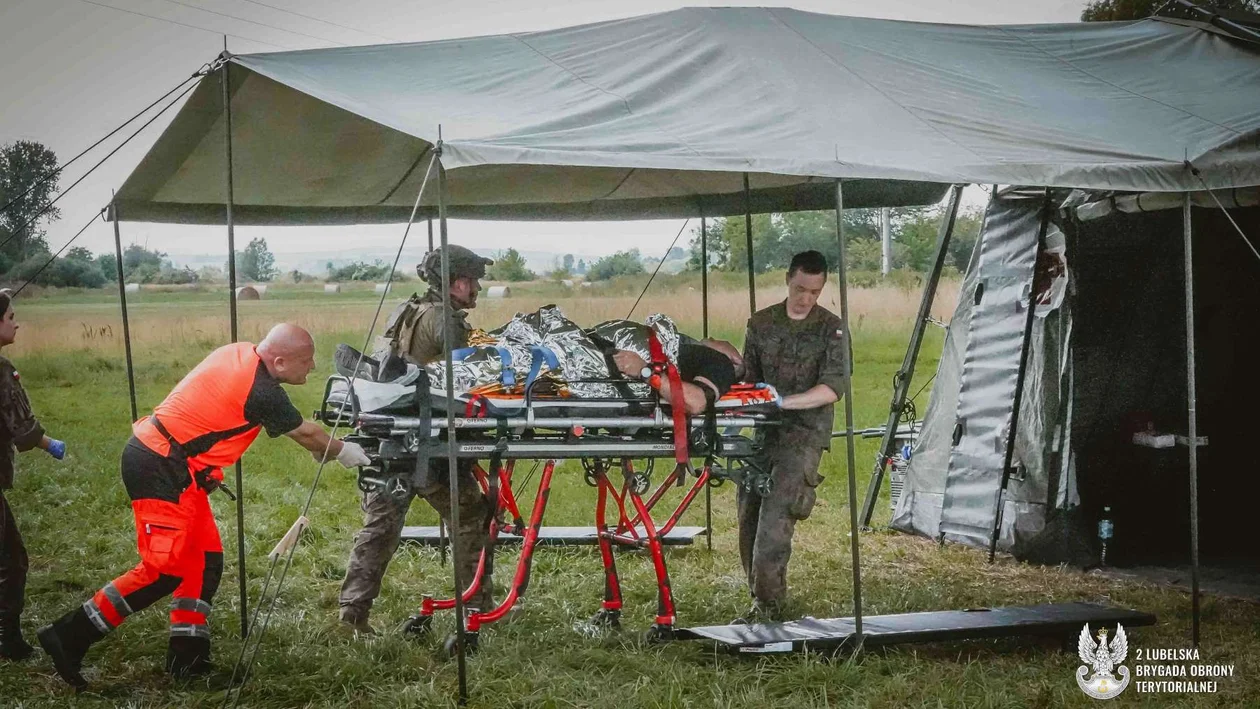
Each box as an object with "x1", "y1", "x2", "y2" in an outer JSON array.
[{"x1": 1076, "y1": 624, "x2": 1131, "y2": 699}]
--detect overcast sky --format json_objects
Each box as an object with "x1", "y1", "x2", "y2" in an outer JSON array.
[{"x1": 0, "y1": 0, "x2": 1083, "y2": 265}]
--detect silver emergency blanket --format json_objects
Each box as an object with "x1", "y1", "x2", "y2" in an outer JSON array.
[
  {"x1": 112, "y1": 9, "x2": 1260, "y2": 226},
  {"x1": 589, "y1": 316, "x2": 681, "y2": 365}
]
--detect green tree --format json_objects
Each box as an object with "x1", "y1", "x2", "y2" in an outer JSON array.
[
  {"x1": 576, "y1": 258, "x2": 587, "y2": 275},
  {"x1": 948, "y1": 207, "x2": 984, "y2": 272},
  {"x1": 587, "y1": 249, "x2": 645, "y2": 281},
  {"x1": 0, "y1": 141, "x2": 60, "y2": 260},
  {"x1": 1081, "y1": 0, "x2": 1257, "y2": 20},
  {"x1": 238, "y1": 237, "x2": 278, "y2": 282},
  {"x1": 488, "y1": 248, "x2": 535, "y2": 281},
  {"x1": 562, "y1": 253, "x2": 574, "y2": 272},
  {"x1": 122, "y1": 244, "x2": 166, "y2": 281}
]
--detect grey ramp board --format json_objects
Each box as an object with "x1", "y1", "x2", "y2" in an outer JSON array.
[
  {"x1": 400, "y1": 525, "x2": 706, "y2": 547},
  {"x1": 677, "y1": 602, "x2": 1156, "y2": 651}
]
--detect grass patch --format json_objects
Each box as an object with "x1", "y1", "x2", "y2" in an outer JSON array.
[{"x1": 1, "y1": 288, "x2": 1255, "y2": 707}]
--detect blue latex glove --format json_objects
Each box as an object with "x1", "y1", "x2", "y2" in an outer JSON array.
[{"x1": 46, "y1": 439, "x2": 66, "y2": 460}]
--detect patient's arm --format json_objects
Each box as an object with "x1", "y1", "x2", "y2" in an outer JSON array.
[{"x1": 656, "y1": 377, "x2": 712, "y2": 415}]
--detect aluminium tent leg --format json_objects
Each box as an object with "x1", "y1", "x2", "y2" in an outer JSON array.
[
  {"x1": 1182, "y1": 193, "x2": 1201, "y2": 647},
  {"x1": 109, "y1": 199, "x2": 138, "y2": 423},
  {"x1": 743, "y1": 173, "x2": 756, "y2": 314},
  {"x1": 436, "y1": 144, "x2": 470, "y2": 704},
  {"x1": 834, "y1": 180, "x2": 863, "y2": 651},
  {"x1": 221, "y1": 56, "x2": 249, "y2": 640},
  {"x1": 987, "y1": 189, "x2": 1052, "y2": 564},
  {"x1": 428, "y1": 216, "x2": 434, "y2": 252},
  {"x1": 859, "y1": 185, "x2": 963, "y2": 528},
  {"x1": 701, "y1": 212, "x2": 712, "y2": 551}
]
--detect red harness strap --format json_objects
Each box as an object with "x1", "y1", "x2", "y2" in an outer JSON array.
[{"x1": 647, "y1": 332, "x2": 688, "y2": 468}]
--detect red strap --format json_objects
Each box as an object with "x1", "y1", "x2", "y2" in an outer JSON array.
[{"x1": 647, "y1": 332, "x2": 688, "y2": 466}]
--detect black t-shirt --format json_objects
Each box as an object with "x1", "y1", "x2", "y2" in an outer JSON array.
[
  {"x1": 677, "y1": 343, "x2": 737, "y2": 398},
  {"x1": 243, "y1": 362, "x2": 304, "y2": 437}
]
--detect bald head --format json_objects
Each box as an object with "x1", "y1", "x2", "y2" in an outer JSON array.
[{"x1": 258, "y1": 323, "x2": 316, "y2": 385}]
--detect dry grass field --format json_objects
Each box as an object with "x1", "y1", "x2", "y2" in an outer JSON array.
[{"x1": 2, "y1": 277, "x2": 1257, "y2": 708}]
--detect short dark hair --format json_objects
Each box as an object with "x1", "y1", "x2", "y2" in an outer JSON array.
[
  {"x1": 788, "y1": 250, "x2": 828, "y2": 278},
  {"x1": 0, "y1": 290, "x2": 10, "y2": 318}
]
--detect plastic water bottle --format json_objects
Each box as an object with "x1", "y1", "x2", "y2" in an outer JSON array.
[{"x1": 1098, "y1": 506, "x2": 1114, "y2": 567}]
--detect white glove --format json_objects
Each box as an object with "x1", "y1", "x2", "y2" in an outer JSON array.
[{"x1": 336, "y1": 441, "x2": 372, "y2": 468}]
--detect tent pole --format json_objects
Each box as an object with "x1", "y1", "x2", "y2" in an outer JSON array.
[
  {"x1": 427, "y1": 216, "x2": 434, "y2": 252},
  {"x1": 743, "y1": 173, "x2": 755, "y2": 314},
  {"x1": 987, "y1": 189, "x2": 1052, "y2": 563},
  {"x1": 110, "y1": 199, "x2": 138, "y2": 423},
  {"x1": 859, "y1": 185, "x2": 962, "y2": 528},
  {"x1": 834, "y1": 180, "x2": 864, "y2": 651},
  {"x1": 436, "y1": 145, "x2": 470, "y2": 704},
  {"x1": 1182, "y1": 192, "x2": 1201, "y2": 647},
  {"x1": 221, "y1": 55, "x2": 249, "y2": 640},
  {"x1": 700, "y1": 211, "x2": 712, "y2": 550}
]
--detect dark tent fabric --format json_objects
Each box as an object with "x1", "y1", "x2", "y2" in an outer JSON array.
[{"x1": 112, "y1": 7, "x2": 1260, "y2": 225}]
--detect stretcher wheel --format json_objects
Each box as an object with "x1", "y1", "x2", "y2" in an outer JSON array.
[
  {"x1": 401, "y1": 614, "x2": 432, "y2": 638},
  {"x1": 630, "y1": 473, "x2": 651, "y2": 495},
  {"x1": 643, "y1": 623, "x2": 675, "y2": 644},
  {"x1": 706, "y1": 474, "x2": 725, "y2": 489},
  {"x1": 589, "y1": 608, "x2": 622, "y2": 630},
  {"x1": 440, "y1": 631, "x2": 479, "y2": 659},
  {"x1": 754, "y1": 474, "x2": 775, "y2": 497},
  {"x1": 383, "y1": 475, "x2": 412, "y2": 502},
  {"x1": 357, "y1": 476, "x2": 377, "y2": 494}
]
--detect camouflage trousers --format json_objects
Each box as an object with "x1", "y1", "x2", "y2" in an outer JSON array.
[
  {"x1": 736, "y1": 437, "x2": 825, "y2": 606},
  {"x1": 0, "y1": 490, "x2": 28, "y2": 631},
  {"x1": 339, "y1": 461, "x2": 494, "y2": 623}
]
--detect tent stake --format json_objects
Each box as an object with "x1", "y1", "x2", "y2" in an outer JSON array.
[
  {"x1": 1182, "y1": 192, "x2": 1201, "y2": 647},
  {"x1": 743, "y1": 173, "x2": 755, "y2": 313},
  {"x1": 109, "y1": 198, "x2": 138, "y2": 423},
  {"x1": 437, "y1": 146, "x2": 470, "y2": 704},
  {"x1": 221, "y1": 54, "x2": 249, "y2": 640},
  {"x1": 987, "y1": 189, "x2": 1052, "y2": 563},
  {"x1": 834, "y1": 180, "x2": 864, "y2": 651},
  {"x1": 860, "y1": 185, "x2": 963, "y2": 528},
  {"x1": 700, "y1": 211, "x2": 712, "y2": 551}
]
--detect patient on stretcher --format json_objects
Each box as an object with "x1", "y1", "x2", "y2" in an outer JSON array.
[{"x1": 330, "y1": 305, "x2": 777, "y2": 416}]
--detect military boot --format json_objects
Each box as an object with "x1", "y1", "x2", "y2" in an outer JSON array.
[
  {"x1": 0, "y1": 618, "x2": 34, "y2": 661},
  {"x1": 167, "y1": 635, "x2": 213, "y2": 679},
  {"x1": 37, "y1": 606, "x2": 105, "y2": 691}
]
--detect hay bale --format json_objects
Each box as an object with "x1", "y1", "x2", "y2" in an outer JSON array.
[
  {"x1": 486, "y1": 285, "x2": 511, "y2": 298},
  {"x1": 324, "y1": 283, "x2": 341, "y2": 294},
  {"x1": 234, "y1": 285, "x2": 262, "y2": 301},
  {"x1": 252, "y1": 284, "x2": 268, "y2": 297},
  {"x1": 561, "y1": 279, "x2": 574, "y2": 288},
  {"x1": 374, "y1": 283, "x2": 391, "y2": 295},
  {"x1": 124, "y1": 283, "x2": 141, "y2": 293},
  {"x1": 580, "y1": 281, "x2": 594, "y2": 288}
]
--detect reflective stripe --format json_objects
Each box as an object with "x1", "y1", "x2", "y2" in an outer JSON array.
[
  {"x1": 82, "y1": 602, "x2": 113, "y2": 634},
  {"x1": 169, "y1": 622, "x2": 211, "y2": 639},
  {"x1": 103, "y1": 582, "x2": 134, "y2": 617},
  {"x1": 171, "y1": 598, "x2": 213, "y2": 617}
]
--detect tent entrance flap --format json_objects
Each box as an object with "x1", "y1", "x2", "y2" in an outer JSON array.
[{"x1": 937, "y1": 192, "x2": 1045, "y2": 548}]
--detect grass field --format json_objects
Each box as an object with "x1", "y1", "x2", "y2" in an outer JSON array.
[{"x1": 1, "y1": 281, "x2": 1257, "y2": 708}]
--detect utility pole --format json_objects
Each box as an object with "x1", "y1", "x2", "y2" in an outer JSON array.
[{"x1": 880, "y1": 207, "x2": 892, "y2": 276}]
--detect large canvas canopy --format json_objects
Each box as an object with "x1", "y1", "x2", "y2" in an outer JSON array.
[{"x1": 113, "y1": 7, "x2": 1260, "y2": 225}]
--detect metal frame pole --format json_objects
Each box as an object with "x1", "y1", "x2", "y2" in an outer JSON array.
[
  {"x1": 743, "y1": 173, "x2": 755, "y2": 314},
  {"x1": 834, "y1": 180, "x2": 863, "y2": 650},
  {"x1": 1182, "y1": 193, "x2": 1201, "y2": 646},
  {"x1": 221, "y1": 53, "x2": 249, "y2": 640},
  {"x1": 700, "y1": 211, "x2": 712, "y2": 550},
  {"x1": 428, "y1": 216, "x2": 434, "y2": 252},
  {"x1": 987, "y1": 189, "x2": 1052, "y2": 563},
  {"x1": 436, "y1": 142, "x2": 470, "y2": 703},
  {"x1": 110, "y1": 199, "x2": 138, "y2": 423},
  {"x1": 859, "y1": 185, "x2": 963, "y2": 527}
]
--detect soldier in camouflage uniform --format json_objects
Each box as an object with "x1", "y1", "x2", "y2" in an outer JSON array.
[
  {"x1": 0, "y1": 291, "x2": 67, "y2": 660},
  {"x1": 737, "y1": 251, "x2": 848, "y2": 621},
  {"x1": 338, "y1": 245, "x2": 497, "y2": 634}
]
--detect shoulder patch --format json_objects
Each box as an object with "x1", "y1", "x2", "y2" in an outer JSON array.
[{"x1": 11, "y1": 369, "x2": 18, "y2": 381}]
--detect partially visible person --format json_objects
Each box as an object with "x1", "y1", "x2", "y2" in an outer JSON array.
[
  {"x1": 0, "y1": 291, "x2": 66, "y2": 662},
  {"x1": 736, "y1": 250, "x2": 848, "y2": 622},
  {"x1": 38, "y1": 323, "x2": 370, "y2": 690},
  {"x1": 339, "y1": 244, "x2": 497, "y2": 635},
  {"x1": 611, "y1": 337, "x2": 744, "y2": 414}
]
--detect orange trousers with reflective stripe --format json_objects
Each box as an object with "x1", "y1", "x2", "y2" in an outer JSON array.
[{"x1": 87, "y1": 483, "x2": 222, "y2": 636}]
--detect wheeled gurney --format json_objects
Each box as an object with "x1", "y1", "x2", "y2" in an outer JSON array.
[{"x1": 319, "y1": 368, "x2": 782, "y2": 645}]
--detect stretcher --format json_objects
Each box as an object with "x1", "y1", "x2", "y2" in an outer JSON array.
[{"x1": 318, "y1": 368, "x2": 782, "y2": 647}]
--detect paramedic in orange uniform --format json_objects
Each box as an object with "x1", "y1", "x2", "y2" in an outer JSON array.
[{"x1": 37, "y1": 323, "x2": 371, "y2": 690}]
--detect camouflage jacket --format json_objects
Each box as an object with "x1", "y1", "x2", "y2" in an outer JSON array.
[
  {"x1": 0, "y1": 355, "x2": 45, "y2": 489},
  {"x1": 379, "y1": 291, "x2": 471, "y2": 366},
  {"x1": 742, "y1": 301, "x2": 849, "y2": 450}
]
